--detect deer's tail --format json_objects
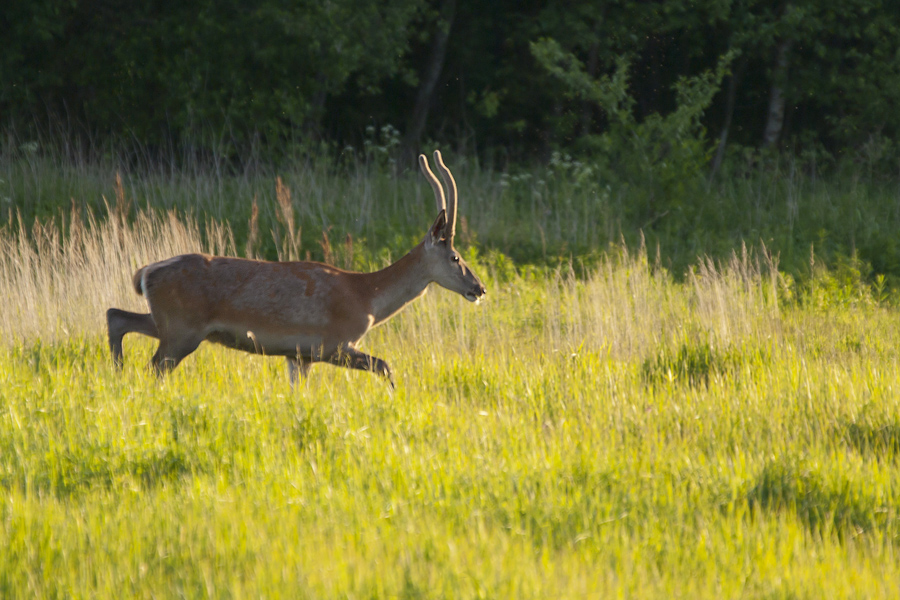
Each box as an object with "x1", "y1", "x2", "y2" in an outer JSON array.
[{"x1": 132, "y1": 266, "x2": 148, "y2": 296}]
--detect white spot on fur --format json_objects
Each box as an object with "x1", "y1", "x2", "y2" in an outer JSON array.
[{"x1": 141, "y1": 267, "x2": 149, "y2": 298}]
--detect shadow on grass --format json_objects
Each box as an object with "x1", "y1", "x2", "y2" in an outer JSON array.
[
  {"x1": 7, "y1": 443, "x2": 200, "y2": 498},
  {"x1": 0, "y1": 404, "x2": 224, "y2": 499},
  {"x1": 839, "y1": 418, "x2": 900, "y2": 458},
  {"x1": 744, "y1": 457, "x2": 895, "y2": 540},
  {"x1": 641, "y1": 340, "x2": 770, "y2": 388}
]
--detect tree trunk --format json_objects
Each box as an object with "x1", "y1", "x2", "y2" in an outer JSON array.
[
  {"x1": 762, "y1": 38, "x2": 792, "y2": 149},
  {"x1": 403, "y1": 0, "x2": 457, "y2": 161},
  {"x1": 709, "y1": 58, "x2": 745, "y2": 180}
]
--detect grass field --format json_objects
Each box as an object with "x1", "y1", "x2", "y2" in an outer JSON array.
[
  {"x1": 1, "y1": 198, "x2": 899, "y2": 598},
  {"x1": 6, "y1": 146, "x2": 900, "y2": 280}
]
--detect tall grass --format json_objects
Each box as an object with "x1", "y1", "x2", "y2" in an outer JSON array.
[
  {"x1": 5, "y1": 144, "x2": 900, "y2": 281},
  {"x1": 1, "y1": 197, "x2": 898, "y2": 597},
  {"x1": 0, "y1": 204, "x2": 233, "y2": 345},
  {"x1": 0, "y1": 197, "x2": 782, "y2": 362}
]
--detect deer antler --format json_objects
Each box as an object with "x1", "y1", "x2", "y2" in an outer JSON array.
[
  {"x1": 433, "y1": 150, "x2": 457, "y2": 239},
  {"x1": 418, "y1": 154, "x2": 446, "y2": 215}
]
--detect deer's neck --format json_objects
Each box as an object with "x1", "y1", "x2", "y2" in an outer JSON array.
[{"x1": 362, "y1": 243, "x2": 432, "y2": 326}]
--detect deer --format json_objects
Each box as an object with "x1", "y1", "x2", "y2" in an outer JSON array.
[{"x1": 106, "y1": 150, "x2": 485, "y2": 388}]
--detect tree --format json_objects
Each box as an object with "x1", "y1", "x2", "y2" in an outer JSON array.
[{"x1": 2, "y1": 0, "x2": 424, "y2": 155}]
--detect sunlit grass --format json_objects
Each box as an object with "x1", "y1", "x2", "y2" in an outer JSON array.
[{"x1": 1, "y1": 209, "x2": 899, "y2": 597}]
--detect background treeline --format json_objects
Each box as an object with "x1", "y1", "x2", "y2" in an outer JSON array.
[{"x1": 4, "y1": 0, "x2": 899, "y2": 165}]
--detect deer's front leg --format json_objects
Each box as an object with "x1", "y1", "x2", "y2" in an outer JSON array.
[{"x1": 329, "y1": 347, "x2": 395, "y2": 389}]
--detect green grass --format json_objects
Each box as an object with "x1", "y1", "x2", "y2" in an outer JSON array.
[
  {"x1": 1, "y1": 147, "x2": 899, "y2": 596},
  {"x1": 5, "y1": 147, "x2": 900, "y2": 282},
  {"x1": 1, "y1": 220, "x2": 899, "y2": 596}
]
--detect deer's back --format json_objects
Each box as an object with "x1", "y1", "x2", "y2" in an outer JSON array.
[{"x1": 139, "y1": 254, "x2": 373, "y2": 345}]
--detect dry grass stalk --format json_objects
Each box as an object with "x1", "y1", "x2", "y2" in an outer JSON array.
[
  {"x1": 0, "y1": 207, "x2": 232, "y2": 344},
  {"x1": 245, "y1": 195, "x2": 259, "y2": 258},
  {"x1": 274, "y1": 176, "x2": 301, "y2": 260}
]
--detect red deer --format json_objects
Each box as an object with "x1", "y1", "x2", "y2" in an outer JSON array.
[{"x1": 106, "y1": 151, "x2": 485, "y2": 387}]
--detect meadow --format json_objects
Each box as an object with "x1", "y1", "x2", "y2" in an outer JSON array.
[{"x1": 1, "y1": 151, "x2": 899, "y2": 598}]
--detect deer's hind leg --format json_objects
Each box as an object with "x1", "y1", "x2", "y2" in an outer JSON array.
[
  {"x1": 150, "y1": 322, "x2": 204, "y2": 376},
  {"x1": 106, "y1": 308, "x2": 159, "y2": 368}
]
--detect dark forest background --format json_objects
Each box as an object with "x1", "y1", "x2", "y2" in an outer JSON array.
[{"x1": 4, "y1": 0, "x2": 899, "y2": 167}]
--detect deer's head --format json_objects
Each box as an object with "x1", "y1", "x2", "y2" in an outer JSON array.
[{"x1": 420, "y1": 151, "x2": 486, "y2": 303}]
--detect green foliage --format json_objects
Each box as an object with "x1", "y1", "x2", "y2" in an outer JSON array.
[
  {"x1": 4, "y1": 0, "x2": 900, "y2": 163},
  {"x1": 531, "y1": 38, "x2": 734, "y2": 225},
  {"x1": 777, "y1": 0, "x2": 900, "y2": 153},
  {"x1": 804, "y1": 251, "x2": 879, "y2": 310},
  {"x1": 1, "y1": 0, "x2": 423, "y2": 154}
]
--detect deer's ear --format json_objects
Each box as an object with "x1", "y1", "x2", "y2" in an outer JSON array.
[{"x1": 427, "y1": 210, "x2": 447, "y2": 246}]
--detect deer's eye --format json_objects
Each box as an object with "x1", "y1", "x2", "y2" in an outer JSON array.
[{"x1": 451, "y1": 255, "x2": 460, "y2": 263}]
